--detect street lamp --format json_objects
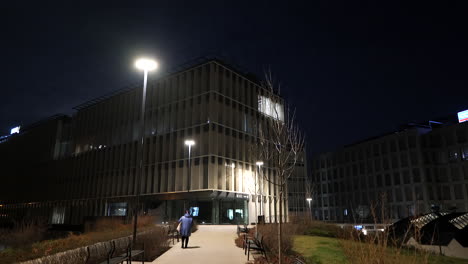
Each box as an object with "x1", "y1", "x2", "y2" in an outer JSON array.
[
  {"x1": 133, "y1": 58, "x2": 158, "y2": 244},
  {"x1": 255, "y1": 161, "x2": 263, "y2": 224},
  {"x1": 185, "y1": 140, "x2": 195, "y2": 193},
  {"x1": 306, "y1": 198, "x2": 312, "y2": 218}
]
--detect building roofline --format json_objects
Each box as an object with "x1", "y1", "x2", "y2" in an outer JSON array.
[{"x1": 73, "y1": 55, "x2": 262, "y2": 112}]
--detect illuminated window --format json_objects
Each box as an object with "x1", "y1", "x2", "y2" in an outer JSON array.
[
  {"x1": 106, "y1": 202, "x2": 127, "y2": 216},
  {"x1": 258, "y1": 95, "x2": 284, "y2": 121}
]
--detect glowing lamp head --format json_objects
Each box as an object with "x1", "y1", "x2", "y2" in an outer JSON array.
[
  {"x1": 184, "y1": 139, "x2": 195, "y2": 147},
  {"x1": 10, "y1": 126, "x2": 20, "y2": 134},
  {"x1": 306, "y1": 198, "x2": 312, "y2": 202},
  {"x1": 135, "y1": 58, "x2": 158, "y2": 71},
  {"x1": 256, "y1": 161, "x2": 264, "y2": 166}
]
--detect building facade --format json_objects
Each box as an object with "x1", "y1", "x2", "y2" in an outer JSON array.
[
  {"x1": 0, "y1": 58, "x2": 308, "y2": 226},
  {"x1": 312, "y1": 118, "x2": 468, "y2": 223}
]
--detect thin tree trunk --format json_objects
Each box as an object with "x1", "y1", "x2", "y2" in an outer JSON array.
[{"x1": 278, "y1": 190, "x2": 282, "y2": 264}]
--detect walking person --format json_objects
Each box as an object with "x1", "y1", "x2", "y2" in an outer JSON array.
[{"x1": 178, "y1": 210, "x2": 193, "y2": 248}]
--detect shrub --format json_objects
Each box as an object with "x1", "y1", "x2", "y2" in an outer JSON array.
[
  {"x1": 257, "y1": 223, "x2": 298, "y2": 256},
  {"x1": 137, "y1": 226, "x2": 170, "y2": 261},
  {"x1": 0, "y1": 218, "x2": 166, "y2": 264},
  {"x1": 87, "y1": 217, "x2": 127, "y2": 233},
  {"x1": 0, "y1": 220, "x2": 47, "y2": 249}
]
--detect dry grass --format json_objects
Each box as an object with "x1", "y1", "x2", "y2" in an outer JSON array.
[
  {"x1": 0, "y1": 220, "x2": 47, "y2": 249},
  {"x1": 138, "y1": 227, "x2": 170, "y2": 261},
  {"x1": 340, "y1": 228, "x2": 429, "y2": 264},
  {"x1": 338, "y1": 197, "x2": 431, "y2": 264},
  {"x1": 0, "y1": 215, "x2": 168, "y2": 264}
]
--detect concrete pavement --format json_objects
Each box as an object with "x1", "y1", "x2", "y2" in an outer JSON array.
[{"x1": 150, "y1": 225, "x2": 248, "y2": 264}]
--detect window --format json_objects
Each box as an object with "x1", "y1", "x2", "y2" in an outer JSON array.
[
  {"x1": 412, "y1": 169, "x2": 421, "y2": 182},
  {"x1": 395, "y1": 189, "x2": 403, "y2": 201},
  {"x1": 385, "y1": 174, "x2": 392, "y2": 186},
  {"x1": 376, "y1": 174, "x2": 383, "y2": 187},
  {"x1": 398, "y1": 138, "x2": 407, "y2": 151},
  {"x1": 451, "y1": 167, "x2": 461, "y2": 181},
  {"x1": 454, "y1": 185, "x2": 463, "y2": 199},
  {"x1": 457, "y1": 129, "x2": 467, "y2": 143},
  {"x1": 393, "y1": 172, "x2": 401, "y2": 185},
  {"x1": 415, "y1": 186, "x2": 423, "y2": 200},
  {"x1": 258, "y1": 95, "x2": 284, "y2": 121},
  {"x1": 107, "y1": 202, "x2": 127, "y2": 216},
  {"x1": 403, "y1": 171, "x2": 411, "y2": 184},
  {"x1": 400, "y1": 153, "x2": 409, "y2": 167},
  {"x1": 449, "y1": 150, "x2": 459, "y2": 162},
  {"x1": 391, "y1": 155, "x2": 399, "y2": 168},
  {"x1": 442, "y1": 186, "x2": 451, "y2": 200},
  {"x1": 405, "y1": 187, "x2": 413, "y2": 201},
  {"x1": 462, "y1": 147, "x2": 468, "y2": 161}
]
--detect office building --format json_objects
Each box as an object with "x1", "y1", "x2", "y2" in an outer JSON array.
[
  {"x1": 312, "y1": 115, "x2": 468, "y2": 223},
  {"x1": 0, "y1": 58, "x2": 308, "y2": 226}
]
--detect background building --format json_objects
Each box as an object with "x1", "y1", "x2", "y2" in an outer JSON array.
[
  {"x1": 0, "y1": 58, "x2": 308, "y2": 227},
  {"x1": 312, "y1": 116, "x2": 468, "y2": 223}
]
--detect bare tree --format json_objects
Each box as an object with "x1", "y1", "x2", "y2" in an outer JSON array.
[
  {"x1": 257, "y1": 72, "x2": 305, "y2": 264},
  {"x1": 247, "y1": 142, "x2": 262, "y2": 227}
]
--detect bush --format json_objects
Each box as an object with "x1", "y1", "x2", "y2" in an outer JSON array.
[
  {"x1": 257, "y1": 223, "x2": 298, "y2": 256},
  {"x1": 137, "y1": 227, "x2": 170, "y2": 261},
  {"x1": 0, "y1": 220, "x2": 47, "y2": 249},
  {"x1": 0, "y1": 216, "x2": 166, "y2": 264}
]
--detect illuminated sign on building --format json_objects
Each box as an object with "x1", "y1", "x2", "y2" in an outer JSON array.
[
  {"x1": 10, "y1": 126, "x2": 20, "y2": 134},
  {"x1": 458, "y1": 110, "x2": 468, "y2": 123}
]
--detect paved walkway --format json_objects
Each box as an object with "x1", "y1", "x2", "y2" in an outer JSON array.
[{"x1": 150, "y1": 225, "x2": 247, "y2": 264}]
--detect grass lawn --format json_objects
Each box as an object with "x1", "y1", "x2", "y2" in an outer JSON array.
[
  {"x1": 293, "y1": 235, "x2": 347, "y2": 264},
  {"x1": 426, "y1": 254, "x2": 468, "y2": 264},
  {"x1": 293, "y1": 235, "x2": 468, "y2": 264}
]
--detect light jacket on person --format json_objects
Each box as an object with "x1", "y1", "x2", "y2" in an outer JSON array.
[{"x1": 178, "y1": 213, "x2": 193, "y2": 237}]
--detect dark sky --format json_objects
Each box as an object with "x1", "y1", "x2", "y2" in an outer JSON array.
[{"x1": 1, "y1": 1, "x2": 467, "y2": 155}]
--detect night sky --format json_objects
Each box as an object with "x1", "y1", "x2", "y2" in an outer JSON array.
[{"x1": 1, "y1": 1, "x2": 467, "y2": 155}]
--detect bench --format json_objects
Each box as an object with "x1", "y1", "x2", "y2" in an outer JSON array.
[
  {"x1": 167, "y1": 224, "x2": 180, "y2": 245},
  {"x1": 292, "y1": 257, "x2": 306, "y2": 264},
  {"x1": 237, "y1": 224, "x2": 249, "y2": 235},
  {"x1": 246, "y1": 233, "x2": 268, "y2": 262},
  {"x1": 118, "y1": 239, "x2": 144, "y2": 264},
  {"x1": 85, "y1": 238, "x2": 144, "y2": 264}
]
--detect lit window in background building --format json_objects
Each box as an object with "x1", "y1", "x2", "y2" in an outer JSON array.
[
  {"x1": 458, "y1": 109, "x2": 468, "y2": 123},
  {"x1": 258, "y1": 95, "x2": 284, "y2": 121}
]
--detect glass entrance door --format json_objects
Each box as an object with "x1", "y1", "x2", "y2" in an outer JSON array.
[{"x1": 219, "y1": 199, "x2": 247, "y2": 225}]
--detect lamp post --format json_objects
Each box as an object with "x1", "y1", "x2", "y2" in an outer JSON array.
[
  {"x1": 133, "y1": 58, "x2": 158, "y2": 244},
  {"x1": 185, "y1": 140, "x2": 195, "y2": 193},
  {"x1": 306, "y1": 197, "x2": 312, "y2": 218},
  {"x1": 255, "y1": 161, "x2": 263, "y2": 224},
  {"x1": 231, "y1": 163, "x2": 235, "y2": 191}
]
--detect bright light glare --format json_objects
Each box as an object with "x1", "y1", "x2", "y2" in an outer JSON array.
[
  {"x1": 10, "y1": 126, "x2": 20, "y2": 134},
  {"x1": 256, "y1": 161, "x2": 264, "y2": 166},
  {"x1": 135, "y1": 58, "x2": 158, "y2": 71},
  {"x1": 306, "y1": 198, "x2": 312, "y2": 202},
  {"x1": 185, "y1": 139, "x2": 195, "y2": 146}
]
